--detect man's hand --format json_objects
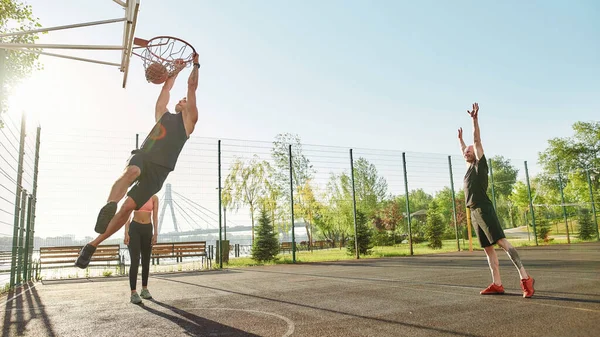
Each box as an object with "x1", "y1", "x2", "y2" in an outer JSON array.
[
  {"x1": 170, "y1": 58, "x2": 186, "y2": 77},
  {"x1": 124, "y1": 234, "x2": 130, "y2": 245},
  {"x1": 467, "y1": 102, "x2": 479, "y2": 119},
  {"x1": 152, "y1": 234, "x2": 157, "y2": 245},
  {"x1": 458, "y1": 127, "x2": 463, "y2": 140}
]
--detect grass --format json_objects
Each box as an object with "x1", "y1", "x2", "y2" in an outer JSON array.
[
  {"x1": 222, "y1": 234, "x2": 600, "y2": 269},
  {"x1": 224, "y1": 240, "x2": 480, "y2": 269}
]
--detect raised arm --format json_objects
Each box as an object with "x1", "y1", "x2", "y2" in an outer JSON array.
[
  {"x1": 458, "y1": 127, "x2": 467, "y2": 154},
  {"x1": 155, "y1": 60, "x2": 185, "y2": 122},
  {"x1": 183, "y1": 53, "x2": 200, "y2": 134},
  {"x1": 152, "y1": 194, "x2": 159, "y2": 245},
  {"x1": 467, "y1": 102, "x2": 484, "y2": 160}
]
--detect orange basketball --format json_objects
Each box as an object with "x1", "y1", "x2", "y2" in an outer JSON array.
[{"x1": 145, "y1": 62, "x2": 168, "y2": 84}]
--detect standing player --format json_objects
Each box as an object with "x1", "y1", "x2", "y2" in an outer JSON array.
[{"x1": 459, "y1": 102, "x2": 535, "y2": 298}]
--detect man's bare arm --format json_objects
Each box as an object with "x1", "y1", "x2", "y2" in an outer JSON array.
[
  {"x1": 155, "y1": 60, "x2": 185, "y2": 122},
  {"x1": 155, "y1": 76, "x2": 176, "y2": 122},
  {"x1": 184, "y1": 54, "x2": 200, "y2": 131},
  {"x1": 458, "y1": 127, "x2": 467, "y2": 154},
  {"x1": 467, "y1": 102, "x2": 484, "y2": 159}
]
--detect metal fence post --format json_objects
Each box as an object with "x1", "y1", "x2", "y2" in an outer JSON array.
[
  {"x1": 28, "y1": 126, "x2": 41, "y2": 280},
  {"x1": 448, "y1": 156, "x2": 460, "y2": 251},
  {"x1": 218, "y1": 140, "x2": 223, "y2": 269},
  {"x1": 556, "y1": 163, "x2": 571, "y2": 243},
  {"x1": 524, "y1": 161, "x2": 538, "y2": 246},
  {"x1": 289, "y1": 144, "x2": 296, "y2": 263},
  {"x1": 350, "y1": 149, "x2": 359, "y2": 259},
  {"x1": 586, "y1": 168, "x2": 599, "y2": 240},
  {"x1": 22, "y1": 194, "x2": 33, "y2": 282},
  {"x1": 489, "y1": 158, "x2": 497, "y2": 212},
  {"x1": 402, "y1": 152, "x2": 413, "y2": 256},
  {"x1": 10, "y1": 113, "x2": 26, "y2": 287},
  {"x1": 16, "y1": 189, "x2": 27, "y2": 285}
]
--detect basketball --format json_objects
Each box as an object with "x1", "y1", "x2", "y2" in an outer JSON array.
[{"x1": 145, "y1": 62, "x2": 168, "y2": 84}]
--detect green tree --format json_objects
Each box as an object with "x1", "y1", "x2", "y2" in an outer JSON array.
[
  {"x1": 538, "y1": 121, "x2": 600, "y2": 205},
  {"x1": 577, "y1": 208, "x2": 596, "y2": 241},
  {"x1": 314, "y1": 172, "x2": 353, "y2": 248},
  {"x1": 296, "y1": 180, "x2": 321, "y2": 246},
  {"x1": 225, "y1": 155, "x2": 270, "y2": 244},
  {"x1": 424, "y1": 200, "x2": 445, "y2": 249},
  {"x1": 487, "y1": 156, "x2": 519, "y2": 199},
  {"x1": 1, "y1": 0, "x2": 44, "y2": 117},
  {"x1": 251, "y1": 208, "x2": 280, "y2": 262},
  {"x1": 432, "y1": 187, "x2": 467, "y2": 239},
  {"x1": 346, "y1": 210, "x2": 373, "y2": 256},
  {"x1": 271, "y1": 133, "x2": 315, "y2": 241},
  {"x1": 352, "y1": 157, "x2": 388, "y2": 218}
]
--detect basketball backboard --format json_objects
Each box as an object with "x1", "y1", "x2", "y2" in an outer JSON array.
[{"x1": 0, "y1": 0, "x2": 141, "y2": 89}]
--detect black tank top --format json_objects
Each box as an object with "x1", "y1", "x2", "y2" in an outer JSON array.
[
  {"x1": 135, "y1": 112, "x2": 188, "y2": 170},
  {"x1": 464, "y1": 154, "x2": 492, "y2": 208}
]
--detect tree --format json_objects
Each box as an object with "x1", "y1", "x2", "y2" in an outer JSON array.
[
  {"x1": 538, "y1": 122, "x2": 600, "y2": 203},
  {"x1": 314, "y1": 172, "x2": 354, "y2": 248},
  {"x1": 352, "y1": 157, "x2": 388, "y2": 218},
  {"x1": 295, "y1": 180, "x2": 321, "y2": 246},
  {"x1": 251, "y1": 208, "x2": 280, "y2": 262},
  {"x1": 225, "y1": 155, "x2": 270, "y2": 244},
  {"x1": 372, "y1": 199, "x2": 404, "y2": 246},
  {"x1": 577, "y1": 208, "x2": 596, "y2": 241},
  {"x1": 487, "y1": 156, "x2": 519, "y2": 199},
  {"x1": 346, "y1": 210, "x2": 374, "y2": 256},
  {"x1": 424, "y1": 200, "x2": 445, "y2": 249},
  {"x1": 486, "y1": 156, "x2": 519, "y2": 228},
  {"x1": 432, "y1": 187, "x2": 466, "y2": 239},
  {"x1": 271, "y1": 133, "x2": 315, "y2": 242},
  {"x1": 1, "y1": 0, "x2": 44, "y2": 117}
]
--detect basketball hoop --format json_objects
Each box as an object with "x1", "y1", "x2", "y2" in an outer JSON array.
[{"x1": 132, "y1": 36, "x2": 197, "y2": 84}]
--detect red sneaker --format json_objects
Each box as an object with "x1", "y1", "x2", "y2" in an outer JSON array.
[
  {"x1": 480, "y1": 283, "x2": 505, "y2": 295},
  {"x1": 521, "y1": 276, "x2": 535, "y2": 298}
]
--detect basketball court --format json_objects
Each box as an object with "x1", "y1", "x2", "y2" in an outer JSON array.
[
  {"x1": 0, "y1": 2, "x2": 599, "y2": 336},
  {"x1": 1, "y1": 243, "x2": 599, "y2": 336}
]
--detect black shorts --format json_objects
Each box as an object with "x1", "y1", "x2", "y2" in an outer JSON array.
[
  {"x1": 125, "y1": 152, "x2": 171, "y2": 210},
  {"x1": 470, "y1": 203, "x2": 506, "y2": 248}
]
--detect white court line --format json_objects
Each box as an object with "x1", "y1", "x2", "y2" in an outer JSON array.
[
  {"x1": 181, "y1": 307, "x2": 295, "y2": 337},
  {"x1": 0, "y1": 283, "x2": 36, "y2": 307}
]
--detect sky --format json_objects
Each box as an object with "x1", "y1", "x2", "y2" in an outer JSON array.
[{"x1": 1, "y1": 0, "x2": 598, "y2": 240}]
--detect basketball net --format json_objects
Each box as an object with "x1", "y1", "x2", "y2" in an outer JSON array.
[{"x1": 133, "y1": 36, "x2": 197, "y2": 78}]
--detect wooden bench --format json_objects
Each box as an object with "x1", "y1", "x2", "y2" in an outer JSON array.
[
  {"x1": 151, "y1": 241, "x2": 209, "y2": 268},
  {"x1": 39, "y1": 244, "x2": 123, "y2": 271},
  {"x1": 280, "y1": 242, "x2": 296, "y2": 253},
  {"x1": 0, "y1": 251, "x2": 13, "y2": 273},
  {"x1": 313, "y1": 240, "x2": 334, "y2": 249}
]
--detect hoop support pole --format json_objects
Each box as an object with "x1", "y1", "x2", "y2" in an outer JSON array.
[
  {"x1": 0, "y1": 43, "x2": 124, "y2": 50},
  {"x1": 113, "y1": 0, "x2": 127, "y2": 7},
  {"x1": 4, "y1": 48, "x2": 121, "y2": 67},
  {"x1": 121, "y1": 0, "x2": 140, "y2": 88},
  {"x1": 0, "y1": 18, "x2": 127, "y2": 38}
]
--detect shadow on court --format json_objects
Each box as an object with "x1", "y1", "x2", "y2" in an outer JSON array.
[{"x1": 1, "y1": 242, "x2": 598, "y2": 336}]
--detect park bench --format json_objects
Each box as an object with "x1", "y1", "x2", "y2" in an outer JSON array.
[
  {"x1": 0, "y1": 251, "x2": 13, "y2": 273},
  {"x1": 38, "y1": 244, "x2": 124, "y2": 273},
  {"x1": 280, "y1": 242, "x2": 296, "y2": 253},
  {"x1": 313, "y1": 240, "x2": 334, "y2": 249},
  {"x1": 150, "y1": 241, "x2": 209, "y2": 269}
]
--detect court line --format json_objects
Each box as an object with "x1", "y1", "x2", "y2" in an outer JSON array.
[{"x1": 180, "y1": 307, "x2": 295, "y2": 337}]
